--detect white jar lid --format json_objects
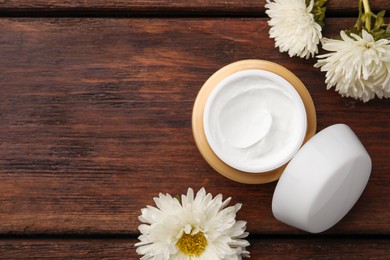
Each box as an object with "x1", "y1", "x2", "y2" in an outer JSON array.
[{"x1": 272, "y1": 124, "x2": 372, "y2": 233}]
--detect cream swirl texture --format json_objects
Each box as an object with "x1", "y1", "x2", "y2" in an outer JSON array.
[{"x1": 204, "y1": 70, "x2": 307, "y2": 173}]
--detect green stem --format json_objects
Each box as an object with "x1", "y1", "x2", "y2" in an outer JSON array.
[
  {"x1": 362, "y1": 0, "x2": 372, "y2": 31},
  {"x1": 358, "y1": 0, "x2": 363, "y2": 16},
  {"x1": 355, "y1": 0, "x2": 363, "y2": 28}
]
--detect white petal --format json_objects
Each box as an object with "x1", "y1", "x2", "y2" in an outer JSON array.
[{"x1": 315, "y1": 30, "x2": 390, "y2": 102}]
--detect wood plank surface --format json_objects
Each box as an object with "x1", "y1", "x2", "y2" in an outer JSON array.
[
  {"x1": 1, "y1": 238, "x2": 389, "y2": 259},
  {"x1": 0, "y1": 0, "x2": 389, "y2": 14},
  {"x1": 0, "y1": 18, "x2": 389, "y2": 235}
]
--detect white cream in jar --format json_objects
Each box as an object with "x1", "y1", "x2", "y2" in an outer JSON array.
[{"x1": 204, "y1": 70, "x2": 307, "y2": 173}]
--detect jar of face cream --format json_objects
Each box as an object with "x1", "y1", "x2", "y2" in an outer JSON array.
[
  {"x1": 193, "y1": 60, "x2": 371, "y2": 234},
  {"x1": 203, "y1": 69, "x2": 307, "y2": 173}
]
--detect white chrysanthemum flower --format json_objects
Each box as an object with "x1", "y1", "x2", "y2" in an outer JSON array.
[
  {"x1": 315, "y1": 30, "x2": 390, "y2": 102},
  {"x1": 265, "y1": 0, "x2": 322, "y2": 59},
  {"x1": 135, "y1": 188, "x2": 250, "y2": 260}
]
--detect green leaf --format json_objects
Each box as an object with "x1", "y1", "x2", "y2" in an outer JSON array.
[
  {"x1": 344, "y1": 26, "x2": 362, "y2": 38},
  {"x1": 308, "y1": 0, "x2": 328, "y2": 28},
  {"x1": 372, "y1": 29, "x2": 385, "y2": 41},
  {"x1": 374, "y1": 10, "x2": 385, "y2": 30},
  {"x1": 383, "y1": 33, "x2": 390, "y2": 40}
]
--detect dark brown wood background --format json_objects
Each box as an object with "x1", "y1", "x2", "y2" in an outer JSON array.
[
  {"x1": 0, "y1": 0, "x2": 389, "y2": 14},
  {"x1": 0, "y1": 1, "x2": 389, "y2": 259}
]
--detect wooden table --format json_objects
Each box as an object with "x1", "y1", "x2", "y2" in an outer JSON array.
[{"x1": 0, "y1": 1, "x2": 389, "y2": 258}]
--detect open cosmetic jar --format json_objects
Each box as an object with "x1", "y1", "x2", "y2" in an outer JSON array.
[{"x1": 192, "y1": 60, "x2": 372, "y2": 233}]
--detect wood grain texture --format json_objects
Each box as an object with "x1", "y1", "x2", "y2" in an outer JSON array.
[
  {"x1": 0, "y1": 18, "x2": 389, "y2": 235},
  {"x1": 0, "y1": 0, "x2": 389, "y2": 14},
  {"x1": 1, "y1": 238, "x2": 390, "y2": 259}
]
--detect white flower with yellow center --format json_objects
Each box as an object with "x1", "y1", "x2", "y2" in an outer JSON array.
[
  {"x1": 315, "y1": 30, "x2": 390, "y2": 102},
  {"x1": 135, "y1": 188, "x2": 250, "y2": 260},
  {"x1": 265, "y1": 0, "x2": 323, "y2": 59}
]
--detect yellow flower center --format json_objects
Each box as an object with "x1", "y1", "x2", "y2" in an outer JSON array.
[
  {"x1": 365, "y1": 42, "x2": 374, "y2": 49},
  {"x1": 176, "y1": 231, "x2": 207, "y2": 256}
]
